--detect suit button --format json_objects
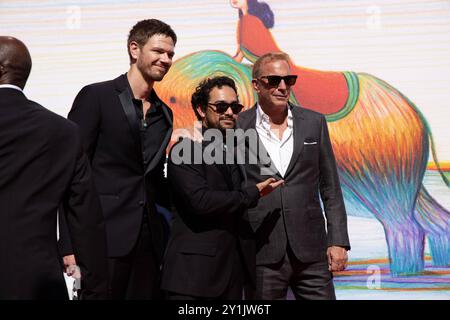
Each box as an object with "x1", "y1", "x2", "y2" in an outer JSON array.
[{"x1": 139, "y1": 201, "x2": 145, "y2": 206}]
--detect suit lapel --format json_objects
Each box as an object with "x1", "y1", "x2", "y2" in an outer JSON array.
[
  {"x1": 144, "y1": 121, "x2": 172, "y2": 175},
  {"x1": 115, "y1": 75, "x2": 172, "y2": 175},
  {"x1": 237, "y1": 164, "x2": 247, "y2": 183},
  {"x1": 238, "y1": 105, "x2": 282, "y2": 179},
  {"x1": 144, "y1": 91, "x2": 173, "y2": 175},
  {"x1": 283, "y1": 105, "x2": 306, "y2": 178},
  {"x1": 116, "y1": 75, "x2": 141, "y2": 147},
  {"x1": 202, "y1": 138, "x2": 234, "y2": 190}
]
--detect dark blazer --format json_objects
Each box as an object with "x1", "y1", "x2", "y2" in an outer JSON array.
[
  {"x1": 58, "y1": 74, "x2": 173, "y2": 261},
  {"x1": 0, "y1": 88, "x2": 108, "y2": 299},
  {"x1": 161, "y1": 137, "x2": 260, "y2": 298},
  {"x1": 236, "y1": 104, "x2": 350, "y2": 265}
]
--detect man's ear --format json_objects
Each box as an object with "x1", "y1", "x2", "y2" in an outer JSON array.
[
  {"x1": 129, "y1": 41, "x2": 140, "y2": 61},
  {"x1": 252, "y1": 79, "x2": 259, "y2": 93},
  {"x1": 196, "y1": 105, "x2": 206, "y2": 119}
]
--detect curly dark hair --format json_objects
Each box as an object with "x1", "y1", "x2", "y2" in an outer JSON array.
[
  {"x1": 191, "y1": 76, "x2": 238, "y2": 120},
  {"x1": 239, "y1": 0, "x2": 274, "y2": 28},
  {"x1": 127, "y1": 19, "x2": 177, "y2": 61}
]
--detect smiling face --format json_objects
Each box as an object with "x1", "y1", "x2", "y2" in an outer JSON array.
[
  {"x1": 252, "y1": 59, "x2": 291, "y2": 112},
  {"x1": 129, "y1": 34, "x2": 175, "y2": 83},
  {"x1": 196, "y1": 85, "x2": 239, "y2": 132}
]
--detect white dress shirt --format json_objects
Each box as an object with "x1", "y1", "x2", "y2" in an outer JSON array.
[
  {"x1": 0, "y1": 84, "x2": 23, "y2": 92},
  {"x1": 255, "y1": 104, "x2": 294, "y2": 177}
]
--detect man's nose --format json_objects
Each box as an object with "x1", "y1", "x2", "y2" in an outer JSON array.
[
  {"x1": 224, "y1": 106, "x2": 234, "y2": 115},
  {"x1": 278, "y1": 79, "x2": 288, "y2": 90},
  {"x1": 160, "y1": 52, "x2": 172, "y2": 64}
]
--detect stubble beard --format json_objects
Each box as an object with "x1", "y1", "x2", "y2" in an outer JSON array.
[{"x1": 137, "y1": 60, "x2": 166, "y2": 83}]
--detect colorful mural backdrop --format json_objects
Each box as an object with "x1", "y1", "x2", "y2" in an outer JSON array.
[{"x1": 2, "y1": 0, "x2": 449, "y2": 299}]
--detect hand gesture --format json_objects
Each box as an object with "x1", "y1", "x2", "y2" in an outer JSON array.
[{"x1": 256, "y1": 178, "x2": 284, "y2": 197}]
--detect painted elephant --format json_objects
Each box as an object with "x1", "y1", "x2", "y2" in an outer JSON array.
[{"x1": 155, "y1": 49, "x2": 449, "y2": 276}]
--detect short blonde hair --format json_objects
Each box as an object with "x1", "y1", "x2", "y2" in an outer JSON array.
[{"x1": 252, "y1": 52, "x2": 291, "y2": 79}]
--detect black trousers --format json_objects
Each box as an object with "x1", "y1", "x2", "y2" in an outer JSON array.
[
  {"x1": 167, "y1": 244, "x2": 246, "y2": 300},
  {"x1": 248, "y1": 244, "x2": 336, "y2": 300},
  {"x1": 107, "y1": 216, "x2": 161, "y2": 300}
]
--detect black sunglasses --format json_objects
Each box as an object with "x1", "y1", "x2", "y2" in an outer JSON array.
[
  {"x1": 258, "y1": 75, "x2": 298, "y2": 87},
  {"x1": 207, "y1": 102, "x2": 244, "y2": 114}
]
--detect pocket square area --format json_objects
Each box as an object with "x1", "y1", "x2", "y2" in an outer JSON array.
[{"x1": 304, "y1": 141, "x2": 317, "y2": 145}]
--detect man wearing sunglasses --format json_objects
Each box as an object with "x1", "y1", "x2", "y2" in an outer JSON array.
[
  {"x1": 161, "y1": 76, "x2": 283, "y2": 300},
  {"x1": 237, "y1": 52, "x2": 350, "y2": 300}
]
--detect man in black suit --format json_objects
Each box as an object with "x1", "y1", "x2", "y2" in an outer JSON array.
[
  {"x1": 237, "y1": 52, "x2": 350, "y2": 300},
  {"x1": 161, "y1": 76, "x2": 283, "y2": 300},
  {"x1": 58, "y1": 19, "x2": 176, "y2": 299},
  {"x1": 0, "y1": 36, "x2": 108, "y2": 299}
]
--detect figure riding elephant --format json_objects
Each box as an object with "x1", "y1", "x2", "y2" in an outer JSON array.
[{"x1": 155, "y1": 49, "x2": 449, "y2": 276}]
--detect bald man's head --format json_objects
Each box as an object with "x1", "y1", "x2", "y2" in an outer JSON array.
[{"x1": 0, "y1": 36, "x2": 32, "y2": 89}]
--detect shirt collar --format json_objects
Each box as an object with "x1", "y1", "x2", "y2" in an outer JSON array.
[
  {"x1": 287, "y1": 108, "x2": 293, "y2": 128},
  {"x1": 256, "y1": 103, "x2": 293, "y2": 127},
  {"x1": 0, "y1": 84, "x2": 23, "y2": 92},
  {"x1": 256, "y1": 103, "x2": 270, "y2": 126},
  {"x1": 125, "y1": 74, "x2": 161, "y2": 107}
]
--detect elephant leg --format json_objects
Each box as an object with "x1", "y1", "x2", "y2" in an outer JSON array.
[
  {"x1": 330, "y1": 73, "x2": 431, "y2": 275},
  {"x1": 414, "y1": 185, "x2": 450, "y2": 268},
  {"x1": 383, "y1": 221, "x2": 425, "y2": 276},
  {"x1": 427, "y1": 234, "x2": 450, "y2": 267}
]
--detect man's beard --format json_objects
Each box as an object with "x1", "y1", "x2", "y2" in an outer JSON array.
[
  {"x1": 217, "y1": 116, "x2": 235, "y2": 133},
  {"x1": 137, "y1": 60, "x2": 166, "y2": 83},
  {"x1": 204, "y1": 116, "x2": 235, "y2": 133}
]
